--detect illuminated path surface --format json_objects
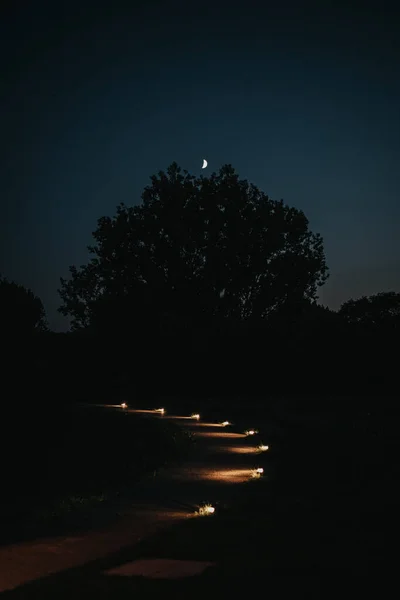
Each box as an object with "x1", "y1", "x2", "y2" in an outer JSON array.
[{"x1": 0, "y1": 407, "x2": 272, "y2": 593}]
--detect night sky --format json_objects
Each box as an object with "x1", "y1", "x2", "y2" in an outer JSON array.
[{"x1": 1, "y1": 1, "x2": 399, "y2": 331}]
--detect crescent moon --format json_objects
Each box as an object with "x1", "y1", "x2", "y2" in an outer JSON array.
[{"x1": 202, "y1": 159, "x2": 208, "y2": 169}]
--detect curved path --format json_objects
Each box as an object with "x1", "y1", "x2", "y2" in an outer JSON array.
[{"x1": 0, "y1": 405, "x2": 271, "y2": 593}]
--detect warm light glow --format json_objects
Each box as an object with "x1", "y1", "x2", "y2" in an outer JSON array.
[
  {"x1": 195, "y1": 431, "x2": 246, "y2": 439},
  {"x1": 191, "y1": 413, "x2": 200, "y2": 420},
  {"x1": 245, "y1": 429, "x2": 258, "y2": 436},
  {"x1": 197, "y1": 504, "x2": 215, "y2": 516},
  {"x1": 155, "y1": 408, "x2": 165, "y2": 414},
  {"x1": 222, "y1": 445, "x2": 259, "y2": 454},
  {"x1": 201, "y1": 468, "x2": 253, "y2": 483},
  {"x1": 250, "y1": 467, "x2": 264, "y2": 479},
  {"x1": 167, "y1": 415, "x2": 193, "y2": 420},
  {"x1": 167, "y1": 466, "x2": 252, "y2": 484},
  {"x1": 221, "y1": 421, "x2": 230, "y2": 426},
  {"x1": 121, "y1": 403, "x2": 127, "y2": 409},
  {"x1": 258, "y1": 444, "x2": 269, "y2": 452}
]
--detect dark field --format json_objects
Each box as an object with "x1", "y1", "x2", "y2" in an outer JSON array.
[{"x1": 0, "y1": 404, "x2": 194, "y2": 545}]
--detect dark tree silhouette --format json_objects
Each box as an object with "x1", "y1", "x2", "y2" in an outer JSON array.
[
  {"x1": 338, "y1": 291, "x2": 400, "y2": 329},
  {"x1": 58, "y1": 163, "x2": 329, "y2": 332},
  {"x1": 0, "y1": 276, "x2": 47, "y2": 334}
]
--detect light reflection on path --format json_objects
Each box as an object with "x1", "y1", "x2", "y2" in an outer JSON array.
[{"x1": 195, "y1": 431, "x2": 246, "y2": 439}]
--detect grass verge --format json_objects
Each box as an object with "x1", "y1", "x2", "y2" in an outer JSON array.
[{"x1": 0, "y1": 404, "x2": 194, "y2": 544}]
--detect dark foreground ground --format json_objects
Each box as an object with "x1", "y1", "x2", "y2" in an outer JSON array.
[
  {"x1": 1, "y1": 400, "x2": 397, "y2": 597},
  {"x1": 0, "y1": 404, "x2": 193, "y2": 546}
]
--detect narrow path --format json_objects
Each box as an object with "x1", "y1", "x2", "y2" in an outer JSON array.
[{"x1": 0, "y1": 407, "x2": 270, "y2": 593}]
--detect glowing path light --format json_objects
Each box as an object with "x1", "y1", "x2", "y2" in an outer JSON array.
[
  {"x1": 196, "y1": 504, "x2": 215, "y2": 516},
  {"x1": 120, "y1": 403, "x2": 128, "y2": 409},
  {"x1": 258, "y1": 444, "x2": 269, "y2": 452},
  {"x1": 154, "y1": 408, "x2": 165, "y2": 414},
  {"x1": 251, "y1": 467, "x2": 264, "y2": 479},
  {"x1": 191, "y1": 413, "x2": 200, "y2": 420},
  {"x1": 245, "y1": 429, "x2": 258, "y2": 436},
  {"x1": 221, "y1": 421, "x2": 231, "y2": 427}
]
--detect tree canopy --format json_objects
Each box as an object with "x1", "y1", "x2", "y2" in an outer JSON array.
[
  {"x1": 338, "y1": 291, "x2": 400, "y2": 329},
  {"x1": 58, "y1": 163, "x2": 329, "y2": 332},
  {"x1": 0, "y1": 276, "x2": 47, "y2": 334}
]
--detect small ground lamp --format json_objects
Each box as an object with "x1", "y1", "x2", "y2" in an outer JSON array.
[
  {"x1": 251, "y1": 467, "x2": 264, "y2": 479},
  {"x1": 245, "y1": 429, "x2": 258, "y2": 436},
  {"x1": 197, "y1": 504, "x2": 215, "y2": 516}
]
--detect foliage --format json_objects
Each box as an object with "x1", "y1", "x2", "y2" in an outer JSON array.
[
  {"x1": 0, "y1": 275, "x2": 47, "y2": 334},
  {"x1": 58, "y1": 163, "x2": 329, "y2": 331},
  {"x1": 338, "y1": 291, "x2": 400, "y2": 329}
]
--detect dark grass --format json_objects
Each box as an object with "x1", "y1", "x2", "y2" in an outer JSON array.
[
  {"x1": 3, "y1": 403, "x2": 397, "y2": 597},
  {"x1": 0, "y1": 405, "x2": 194, "y2": 545}
]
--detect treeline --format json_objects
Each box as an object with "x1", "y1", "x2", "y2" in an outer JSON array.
[
  {"x1": 2, "y1": 163, "x2": 399, "y2": 406},
  {"x1": 7, "y1": 298, "x2": 398, "y2": 405}
]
